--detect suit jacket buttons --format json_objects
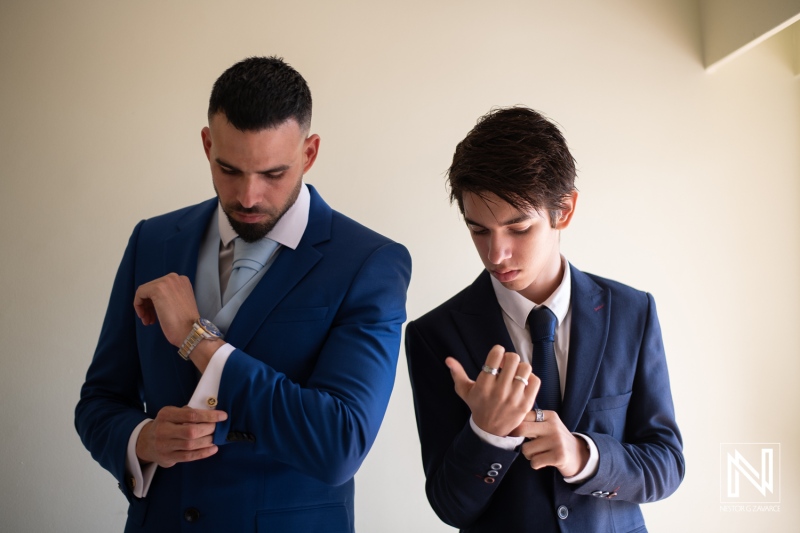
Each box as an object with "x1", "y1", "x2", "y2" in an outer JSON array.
[
  {"x1": 490, "y1": 463, "x2": 502, "y2": 470},
  {"x1": 557, "y1": 505, "x2": 569, "y2": 519},
  {"x1": 483, "y1": 476, "x2": 496, "y2": 484},
  {"x1": 184, "y1": 507, "x2": 200, "y2": 523},
  {"x1": 591, "y1": 490, "x2": 612, "y2": 498}
]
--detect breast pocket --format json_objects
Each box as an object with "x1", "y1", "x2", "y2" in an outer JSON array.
[{"x1": 580, "y1": 391, "x2": 632, "y2": 439}]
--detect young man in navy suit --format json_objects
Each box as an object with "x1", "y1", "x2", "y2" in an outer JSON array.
[
  {"x1": 406, "y1": 107, "x2": 683, "y2": 532},
  {"x1": 76, "y1": 57, "x2": 411, "y2": 532}
]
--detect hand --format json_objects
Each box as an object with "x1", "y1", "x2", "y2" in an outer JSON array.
[
  {"x1": 133, "y1": 273, "x2": 200, "y2": 347},
  {"x1": 136, "y1": 406, "x2": 228, "y2": 468},
  {"x1": 446, "y1": 345, "x2": 540, "y2": 437},
  {"x1": 511, "y1": 410, "x2": 590, "y2": 478}
]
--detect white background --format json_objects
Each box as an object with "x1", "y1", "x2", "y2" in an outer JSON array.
[{"x1": 1, "y1": 1, "x2": 798, "y2": 531}]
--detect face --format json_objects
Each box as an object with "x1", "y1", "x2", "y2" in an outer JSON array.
[
  {"x1": 202, "y1": 114, "x2": 320, "y2": 242},
  {"x1": 462, "y1": 191, "x2": 577, "y2": 303}
]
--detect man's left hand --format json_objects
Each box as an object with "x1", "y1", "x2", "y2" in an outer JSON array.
[
  {"x1": 510, "y1": 410, "x2": 590, "y2": 478},
  {"x1": 133, "y1": 273, "x2": 199, "y2": 347}
]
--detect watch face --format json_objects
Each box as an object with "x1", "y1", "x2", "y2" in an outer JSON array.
[{"x1": 198, "y1": 318, "x2": 223, "y2": 338}]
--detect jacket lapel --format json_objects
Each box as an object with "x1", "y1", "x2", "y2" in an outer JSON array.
[
  {"x1": 450, "y1": 271, "x2": 516, "y2": 376},
  {"x1": 560, "y1": 265, "x2": 610, "y2": 431},
  {"x1": 224, "y1": 185, "x2": 331, "y2": 349},
  {"x1": 159, "y1": 199, "x2": 219, "y2": 400},
  {"x1": 162, "y1": 199, "x2": 218, "y2": 283}
]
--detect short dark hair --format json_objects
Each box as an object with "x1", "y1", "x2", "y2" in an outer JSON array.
[
  {"x1": 447, "y1": 106, "x2": 577, "y2": 227},
  {"x1": 208, "y1": 56, "x2": 312, "y2": 132}
]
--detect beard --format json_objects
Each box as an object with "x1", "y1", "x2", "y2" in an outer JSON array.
[{"x1": 217, "y1": 179, "x2": 303, "y2": 243}]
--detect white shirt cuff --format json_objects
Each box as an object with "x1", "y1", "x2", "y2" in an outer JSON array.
[
  {"x1": 188, "y1": 342, "x2": 234, "y2": 409},
  {"x1": 469, "y1": 416, "x2": 525, "y2": 450},
  {"x1": 563, "y1": 432, "x2": 599, "y2": 484},
  {"x1": 125, "y1": 419, "x2": 157, "y2": 498}
]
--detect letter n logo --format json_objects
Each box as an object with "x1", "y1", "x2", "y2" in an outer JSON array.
[{"x1": 720, "y1": 443, "x2": 781, "y2": 503}]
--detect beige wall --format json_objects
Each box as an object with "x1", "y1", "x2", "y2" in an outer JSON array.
[{"x1": 1, "y1": 1, "x2": 798, "y2": 531}]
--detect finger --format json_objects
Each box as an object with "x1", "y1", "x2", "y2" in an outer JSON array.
[
  {"x1": 158, "y1": 406, "x2": 228, "y2": 424},
  {"x1": 497, "y1": 351, "x2": 521, "y2": 387},
  {"x1": 523, "y1": 371, "x2": 542, "y2": 404},
  {"x1": 445, "y1": 357, "x2": 473, "y2": 401},
  {"x1": 505, "y1": 356, "x2": 529, "y2": 389},
  {"x1": 483, "y1": 345, "x2": 505, "y2": 371}
]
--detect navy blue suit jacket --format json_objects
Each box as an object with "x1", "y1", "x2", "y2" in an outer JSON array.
[
  {"x1": 406, "y1": 266, "x2": 683, "y2": 533},
  {"x1": 76, "y1": 185, "x2": 412, "y2": 532}
]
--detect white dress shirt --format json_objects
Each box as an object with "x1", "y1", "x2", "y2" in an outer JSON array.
[
  {"x1": 125, "y1": 184, "x2": 311, "y2": 497},
  {"x1": 469, "y1": 257, "x2": 599, "y2": 484}
]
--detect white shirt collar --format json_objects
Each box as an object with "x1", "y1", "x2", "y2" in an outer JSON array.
[
  {"x1": 490, "y1": 256, "x2": 572, "y2": 330},
  {"x1": 217, "y1": 182, "x2": 310, "y2": 250}
]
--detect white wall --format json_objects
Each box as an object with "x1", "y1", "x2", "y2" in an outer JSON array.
[{"x1": 1, "y1": 1, "x2": 798, "y2": 531}]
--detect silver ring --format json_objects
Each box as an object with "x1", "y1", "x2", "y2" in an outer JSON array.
[
  {"x1": 513, "y1": 376, "x2": 529, "y2": 386},
  {"x1": 481, "y1": 365, "x2": 500, "y2": 376},
  {"x1": 535, "y1": 408, "x2": 545, "y2": 422}
]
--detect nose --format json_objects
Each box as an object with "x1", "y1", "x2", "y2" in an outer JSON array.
[
  {"x1": 237, "y1": 175, "x2": 263, "y2": 209},
  {"x1": 487, "y1": 233, "x2": 512, "y2": 265}
]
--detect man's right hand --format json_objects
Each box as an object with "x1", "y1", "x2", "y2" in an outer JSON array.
[
  {"x1": 136, "y1": 406, "x2": 228, "y2": 468},
  {"x1": 446, "y1": 345, "x2": 540, "y2": 437}
]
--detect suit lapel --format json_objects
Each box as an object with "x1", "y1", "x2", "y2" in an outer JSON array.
[
  {"x1": 450, "y1": 271, "x2": 516, "y2": 375},
  {"x1": 560, "y1": 265, "x2": 610, "y2": 431},
  {"x1": 160, "y1": 199, "x2": 218, "y2": 400},
  {"x1": 224, "y1": 185, "x2": 331, "y2": 349},
  {"x1": 162, "y1": 199, "x2": 218, "y2": 284}
]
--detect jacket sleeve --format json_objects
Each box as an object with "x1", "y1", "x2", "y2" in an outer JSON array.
[
  {"x1": 570, "y1": 293, "x2": 685, "y2": 503},
  {"x1": 74, "y1": 220, "x2": 150, "y2": 501},
  {"x1": 212, "y1": 242, "x2": 412, "y2": 486},
  {"x1": 405, "y1": 320, "x2": 519, "y2": 529}
]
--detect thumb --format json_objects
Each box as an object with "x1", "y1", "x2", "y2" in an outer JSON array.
[{"x1": 445, "y1": 357, "x2": 473, "y2": 401}]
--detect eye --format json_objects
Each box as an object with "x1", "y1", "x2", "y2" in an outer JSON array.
[
  {"x1": 510, "y1": 227, "x2": 531, "y2": 235},
  {"x1": 219, "y1": 166, "x2": 238, "y2": 176},
  {"x1": 468, "y1": 225, "x2": 488, "y2": 235}
]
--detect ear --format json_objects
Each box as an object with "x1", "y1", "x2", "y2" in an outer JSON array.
[
  {"x1": 554, "y1": 190, "x2": 578, "y2": 230},
  {"x1": 302, "y1": 134, "x2": 320, "y2": 174},
  {"x1": 201, "y1": 126, "x2": 212, "y2": 161}
]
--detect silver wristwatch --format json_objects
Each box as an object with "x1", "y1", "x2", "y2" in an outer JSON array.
[{"x1": 177, "y1": 318, "x2": 224, "y2": 360}]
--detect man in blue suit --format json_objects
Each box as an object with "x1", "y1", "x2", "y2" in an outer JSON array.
[
  {"x1": 75, "y1": 57, "x2": 411, "y2": 532},
  {"x1": 406, "y1": 107, "x2": 683, "y2": 532}
]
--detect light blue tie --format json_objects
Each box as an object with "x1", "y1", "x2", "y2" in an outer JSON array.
[{"x1": 222, "y1": 237, "x2": 279, "y2": 306}]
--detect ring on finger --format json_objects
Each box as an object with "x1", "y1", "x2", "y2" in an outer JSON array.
[
  {"x1": 481, "y1": 364, "x2": 500, "y2": 376},
  {"x1": 513, "y1": 375, "x2": 529, "y2": 386},
  {"x1": 535, "y1": 408, "x2": 545, "y2": 422}
]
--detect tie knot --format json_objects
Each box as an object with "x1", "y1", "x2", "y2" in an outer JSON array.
[
  {"x1": 528, "y1": 306, "x2": 557, "y2": 342},
  {"x1": 232, "y1": 237, "x2": 278, "y2": 271}
]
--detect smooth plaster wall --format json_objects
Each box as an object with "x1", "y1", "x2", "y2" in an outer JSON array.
[{"x1": 1, "y1": 1, "x2": 798, "y2": 531}]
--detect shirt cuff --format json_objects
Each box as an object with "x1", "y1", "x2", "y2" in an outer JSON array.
[
  {"x1": 563, "y1": 432, "x2": 599, "y2": 484},
  {"x1": 469, "y1": 416, "x2": 525, "y2": 451},
  {"x1": 188, "y1": 342, "x2": 234, "y2": 410},
  {"x1": 125, "y1": 419, "x2": 157, "y2": 498}
]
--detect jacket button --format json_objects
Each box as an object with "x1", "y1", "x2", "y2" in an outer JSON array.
[
  {"x1": 483, "y1": 476, "x2": 496, "y2": 484},
  {"x1": 184, "y1": 507, "x2": 200, "y2": 522},
  {"x1": 557, "y1": 505, "x2": 569, "y2": 519},
  {"x1": 490, "y1": 463, "x2": 502, "y2": 470}
]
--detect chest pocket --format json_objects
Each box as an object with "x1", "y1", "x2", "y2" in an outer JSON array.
[{"x1": 580, "y1": 391, "x2": 632, "y2": 439}]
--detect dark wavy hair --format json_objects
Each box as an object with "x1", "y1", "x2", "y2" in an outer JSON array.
[
  {"x1": 208, "y1": 56, "x2": 312, "y2": 132},
  {"x1": 447, "y1": 106, "x2": 577, "y2": 227}
]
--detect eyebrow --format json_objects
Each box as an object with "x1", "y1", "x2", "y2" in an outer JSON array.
[
  {"x1": 215, "y1": 157, "x2": 290, "y2": 175},
  {"x1": 464, "y1": 215, "x2": 532, "y2": 227}
]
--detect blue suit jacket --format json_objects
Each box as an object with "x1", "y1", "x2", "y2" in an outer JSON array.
[
  {"x1": 75, "y1": 185, "x2": 412, "y2": 532},
  {"x1": 405, "y1": 266, "x2": 684, "y2": 533}
]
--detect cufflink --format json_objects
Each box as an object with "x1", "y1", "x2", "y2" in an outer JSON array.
[{"x1": 206, "y1": 397, "x2": 217, "y2": 407}]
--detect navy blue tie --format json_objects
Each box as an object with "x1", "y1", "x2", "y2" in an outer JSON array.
[{"x1": 528, "y1": 306, "x2": 561, "y2": 412}]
